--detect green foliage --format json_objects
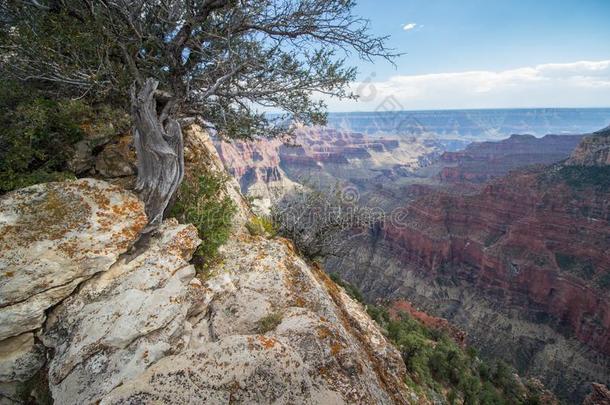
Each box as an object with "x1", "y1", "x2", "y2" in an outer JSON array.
[
  {"x1": 0, "y1": 80, "x2": 129, "y2": 193},
  {"x1": 246, "y1": 215, "x2": 277, "y2": 238},
  {"x1": 555, "y1": 253, "x2": 577, "y2": 269},
  {"x1": 3, "y1": 1, "x2": 395, "y2": 141},
  {"x1": 322, "y1": 273, "x2": 538, "y2": 404},
  {"x1": 170, "y1": 173, "x2": 236, "y2": 268},
  {"x1": 16, "y1": 368, "x2": 51, "y2": 405},
  {"x1": 558, "y1": 165, "x2": 610, "y2": 190},
  {"x1": 555, "y1": 253, "x2": 595, "y2": 280},
  {"x1": 596, "y1": 272, "x2": 610, "y2": 291},
  {"x1": 0, "y1": 170, "x2": 76, "y2": 193},
  {"x1": 0, "y1": 82, "x2": 83, "y2": 192},
  {"x1": 380, "y1": 310, "x2": 529, "y2": 403},
  {"x1": 539, "y1": 164, "x2": 610, "y2": 191},
  {"x1": 366, "y1": 304, "x2": 391, "y2": 325},
  {"x1": 257, "y1": 312, "x2": 283, "y2": 334}
]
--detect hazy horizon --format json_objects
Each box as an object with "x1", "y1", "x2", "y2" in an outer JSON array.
[{"x1": 324, "y1": 106, "x2": 610, "y2": 114}]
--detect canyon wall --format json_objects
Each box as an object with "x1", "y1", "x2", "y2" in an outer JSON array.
[
  {"x1": 325, "y1": 132, "x2": 610, "y2": 402},
  {"x1": 438, "y1": 134, "x2": 584, "y2": 184},
  {"x1": 214, "y1": 123, "x2": 610, "y2": 402},
  {"x1": 216, "y1": 127, "x2": 439, "y2": 213}
]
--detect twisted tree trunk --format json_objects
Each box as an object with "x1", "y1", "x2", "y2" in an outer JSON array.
[{"x1": 131, "y1": 78, "x2": 184, "y2": 232}]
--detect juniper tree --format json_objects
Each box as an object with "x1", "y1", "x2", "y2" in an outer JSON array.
[{"x1": 0, "y1": 0, "x2": 395, "y2": 230}]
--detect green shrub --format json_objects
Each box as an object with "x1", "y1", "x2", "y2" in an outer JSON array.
[
  {"x1": 557, "y1": 165, "x2": 610, "y2": 190},
  {"x1": 257, "y1": 312, "x2": 283, "y2": 334},
  {"x1": 366, "y1": 304, "x2": 390, "y2": 325},
  {"x1": 539, "y1": 164, "x2": 610, "y2": 191},
  {"x1": 555, "y1": 253, "x2": 595, "y2": 280},
  {"x1": 0, "y1": 80, "x2": 129, "y2": 192},
  {"x1": 597, "y1": 272, "x2": 610, "y2": 290},
  {"x1": 246, "y1": 215, "x2": 277, "y2": 238},
  {"x1": 328, "y1": 272, "x2": 543, "y2": 404},
  {"x1": 0, "y1": 169, "x2": 76, "y2": 192},
  {"x1": 170, "y1": 172, "x2": 236, "y2": 268}
]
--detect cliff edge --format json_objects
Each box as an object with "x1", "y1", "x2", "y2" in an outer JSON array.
[{"x1": 0, "y1": 126, "x2": 412, "y2": 404}]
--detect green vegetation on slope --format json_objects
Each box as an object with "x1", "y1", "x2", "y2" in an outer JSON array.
[
  {"x1": 0, "y1": 81, "x2": 129, "y2": 193},
  {"x1": 556, "y1": 165, "x2": 610, "y2": 190},
  {"x1": 256, "y1": 312, "x2": 284, "y2": 334},
  {"x1": 170, "y1": 172, "x2": 236, "y2": 270},
  {"x1": 597, "y1": 273, "x2": 610, "y2": 291},
  {"x1": 555, "y1": 253, "x2": 596, "y2": 280},
  {"x1": 538, "y1": 163, "x2": 610, "y2": 191},
  {"x1": 332, "y1": 275, "x2": 550, "y2": 405},
  {"x1": 246, "y1": 215, "x2": 278, "y2": 238}
]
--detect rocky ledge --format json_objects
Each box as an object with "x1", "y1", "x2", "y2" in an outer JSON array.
[{"x1": 0, "y1": 169, "x2": 412, "y2": 403}]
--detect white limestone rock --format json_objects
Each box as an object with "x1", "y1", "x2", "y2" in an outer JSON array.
[
  {"x1": 41, "y1": 219, "x2": 202, "y2": 405},
  {"x1": 0, "y1": 179, "x2": 147, "y2": 341},
  {"x1": 102, "y1": 235, "x2": 411, "y2": 404},
  {"x1": 0, "y1": 334, "x2": 45, "y2": 383}
]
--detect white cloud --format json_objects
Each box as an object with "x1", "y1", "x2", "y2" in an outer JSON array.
[
  {"x1": 402, "y1": 23, "x2": 417, "y2": 31},
  {"x1": 321, "y1": 60, "x2": 610, "y2": 111}
]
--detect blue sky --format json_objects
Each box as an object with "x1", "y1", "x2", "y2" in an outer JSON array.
[{"x1": 322, "y1": 0, "x2": 610, "y2": 111}]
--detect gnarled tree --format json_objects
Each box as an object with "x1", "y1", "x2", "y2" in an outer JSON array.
[{"x1": 0, "y1": 0, "x2": 395, "y2": 230}]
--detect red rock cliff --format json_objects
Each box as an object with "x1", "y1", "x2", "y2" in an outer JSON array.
[{"x1": 382, "y1": 161, "x2": 610, "y2": 355}]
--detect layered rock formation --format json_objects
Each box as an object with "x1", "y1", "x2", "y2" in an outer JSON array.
[
  {"x1": 325, "y1": 133, "x2": 610, "y2": 402},
  {"x1": 567, "y1": 126, "x2": 610, "y2": 166},
  {"x1": 216, "y1": 126, "x2": 439, "y2": 214},
  {"x1": 215, "y1": 137, "x2": 299, "y2": 214},
  {"x1": 0, "y1": 126, "x2": 414, "y2": 404},
  {"x1": 437, "y1": 134, "x2": 584, "y2": 184}
]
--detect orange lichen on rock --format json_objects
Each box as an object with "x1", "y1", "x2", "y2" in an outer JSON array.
[
  {"x1": 330, "y1": 342, "x2": 343, "y2": 356},
  {"x1": 257, "y1": 335, "x2": 277, "y2": 350}
]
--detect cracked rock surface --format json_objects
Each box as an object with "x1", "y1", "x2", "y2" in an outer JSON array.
[
  {"x1": 0, "y1": 179, "x2": 147, "y2": 402},
  {"x1": 42, "y1": 219, "x2": 201, "y2": 404},
  {"x1": 102, "y1": 235, "x2": 410, "y2": 404},
  {"x1": 0, "y1": 126, "x2": 412, "y2": 404}
]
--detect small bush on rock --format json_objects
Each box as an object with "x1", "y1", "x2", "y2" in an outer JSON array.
[
  {"x1": 246, "y1": 215, "x2": 277, "y2": 238},
  {"x1": 257, "y1": 312, "x2": 283, "y2": 334},
  {"x1": 0, "y1": 80, "x2": 129, "y2": 192},
  {"x1": 329, "y1": 273, "x2": 365, "y2": 303},
  {"x1": 170, "y1": 172, "x2": 236, "y2": 269}
]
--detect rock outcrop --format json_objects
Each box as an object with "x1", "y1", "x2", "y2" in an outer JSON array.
[
  {"x1": 41, "y1": 219, "x2": 201, "y2": 404},
  {"x1": 102, "y1": 235, "x2": 411, "y2": 404},
  {"x1": 0, "y1": 125, "x2": 413, "y2": 404},
  {"x1": 582, "y1": 383, "x2": 610, "y2": 405},
  {"x1": 566, "y1": 128, "x2": 610, "y2": 166},
  {"x1": 0, "y1": 179, "x2": 147, "y2": 402}
]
